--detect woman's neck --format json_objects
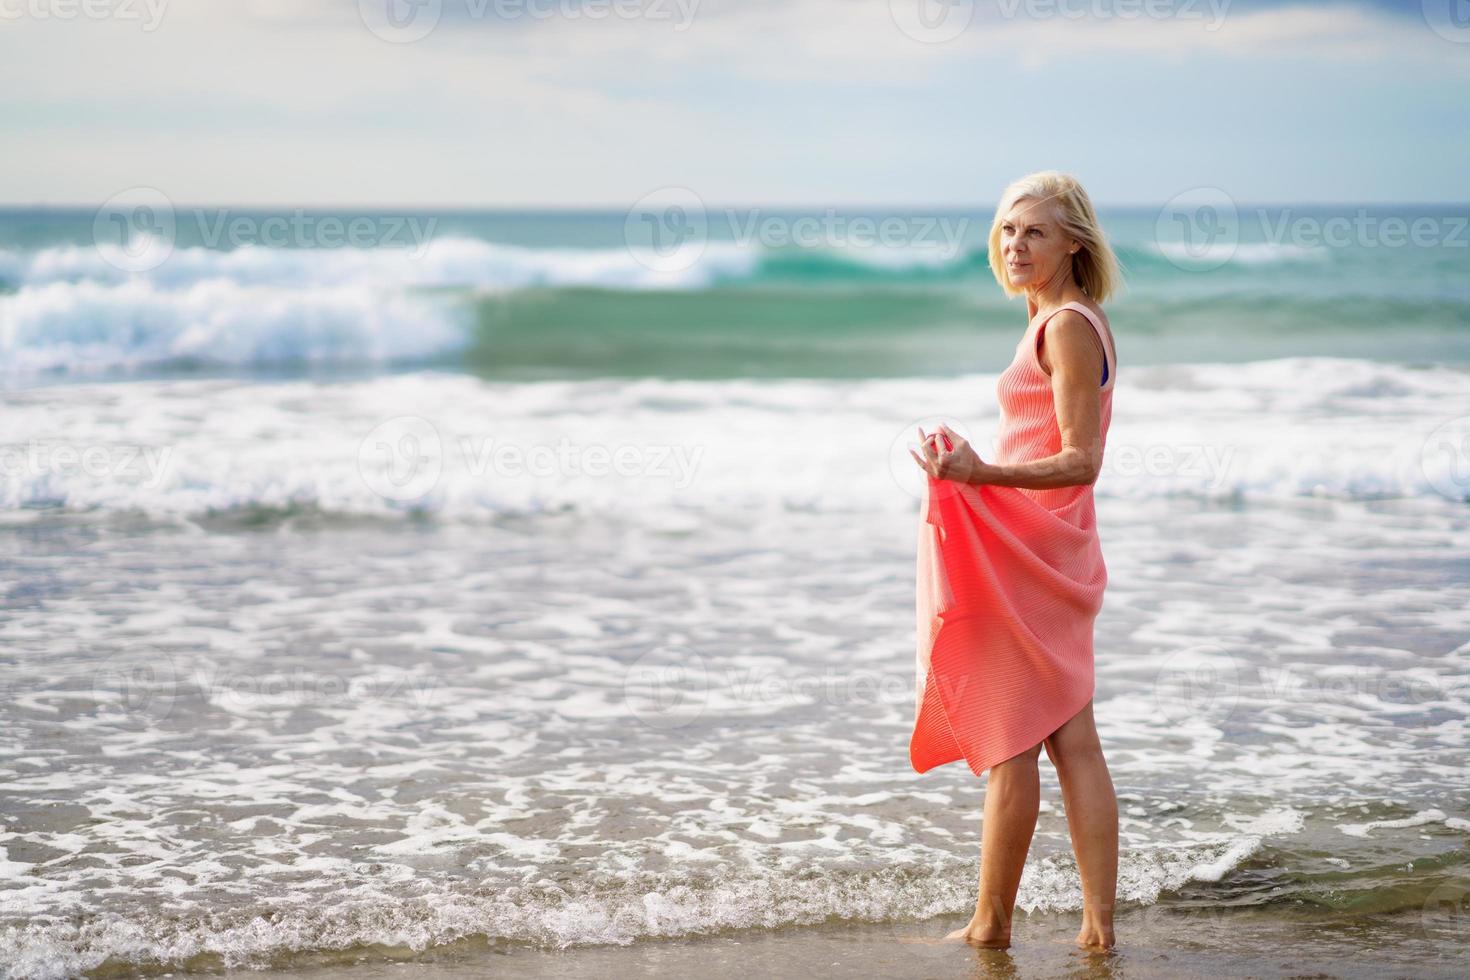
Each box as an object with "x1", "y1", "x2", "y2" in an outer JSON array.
[{"x1": 1026, "y1": 284, "x2": 1089, "y2": 322}]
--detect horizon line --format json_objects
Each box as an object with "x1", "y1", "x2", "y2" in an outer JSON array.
[{"x1": 3, "y1": 200, "x2": 1468, "y2": 212}]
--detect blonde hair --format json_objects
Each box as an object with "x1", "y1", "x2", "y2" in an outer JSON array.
[{"x1": 988, "y1": 171, "x2": 1124, "y2": 303}]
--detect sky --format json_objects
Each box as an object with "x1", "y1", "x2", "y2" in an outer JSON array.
[{"x1": 0, "y1": 0, "x2": 1466, "y2": 207}]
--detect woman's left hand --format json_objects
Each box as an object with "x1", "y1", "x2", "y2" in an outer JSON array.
[{"x1": 909, "y1": 424, "x2": 989, "y2": 485}]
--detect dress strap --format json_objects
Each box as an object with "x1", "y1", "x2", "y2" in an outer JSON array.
[{"x1": 1038, "y1": 302, "x2": 1114, "y2": 388}]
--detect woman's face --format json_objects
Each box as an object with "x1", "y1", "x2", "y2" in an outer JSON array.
[{"x1": 999, "y1": 197, "x2": 1078, "y2": 293}]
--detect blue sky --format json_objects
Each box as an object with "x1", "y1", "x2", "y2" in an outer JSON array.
[{"x1": 0, "y1": 0, "x2": 1466, "y2": 207}]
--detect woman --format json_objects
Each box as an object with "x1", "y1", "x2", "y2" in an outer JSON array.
[{"x1": 908, "y1": 171, "x2": 1121, "y2": 953}]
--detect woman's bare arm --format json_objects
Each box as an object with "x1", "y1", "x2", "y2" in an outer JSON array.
[{"x1": 965, "y1": 310, "x2": 1106, "y2": 490}]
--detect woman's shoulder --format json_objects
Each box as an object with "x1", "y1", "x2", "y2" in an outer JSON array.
[
  {"x1": 1053, "y1": 301, "x2": 1114, "y2": 354},
  {"x1": 1063, "y1": 298, "x2": 1109, "y2": 329},
  {"x1": 1037, "y1": 300, "x2": 1115, "y2": 381}
]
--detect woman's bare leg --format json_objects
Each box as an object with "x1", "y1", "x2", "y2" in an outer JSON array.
[
  {"x1": 946, "y1": 742, "x2": 1043, "y2": 947},
  {"x1": 1043, "y1": 699, "x2": 1118, "y2": 950}
]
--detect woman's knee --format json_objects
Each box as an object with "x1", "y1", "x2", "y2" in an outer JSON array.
[
  {"x1": 1044, "y1": 736, "x2": 1104, "y2": 772},
  {"x1": 997, "y1": 742, "x2": 1044, "y2": 768},
  {"x1": 1044, "y1": 702, "x2": 1100, "y2": 758}
]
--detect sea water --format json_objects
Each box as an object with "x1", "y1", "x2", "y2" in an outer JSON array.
[{"x1": 1, "y1": 206, "x2": 1467, "y2": 978}]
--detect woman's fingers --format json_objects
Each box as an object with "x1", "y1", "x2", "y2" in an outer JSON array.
[
  {"x1": 916, "y1": 429, "x2": 938, "y2": 463},
  {"x1": 915, "y1": 424, "x2": 966, "y2": 478}
]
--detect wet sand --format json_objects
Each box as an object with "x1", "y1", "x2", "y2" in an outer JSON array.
[{"x1": 103, "y1": 901, "x2": 1469, "y2": 980}]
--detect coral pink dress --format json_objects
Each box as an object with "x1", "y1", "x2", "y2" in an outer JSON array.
[{"x1": 911, "y1": 301, "x2": 1117, "y2": 776}]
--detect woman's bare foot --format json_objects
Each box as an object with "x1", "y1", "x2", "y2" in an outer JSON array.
[
  {"x1": 1075, "y1": 922, "x2": 1115, "y2": 951},
  {"x1": 944, "y1": 914, "x2": 1012, "y2": 948}
]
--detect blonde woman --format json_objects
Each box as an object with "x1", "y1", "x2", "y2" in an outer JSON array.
[{"x1": 909, "y1": 171, "x2": 1122, "y2": 952}]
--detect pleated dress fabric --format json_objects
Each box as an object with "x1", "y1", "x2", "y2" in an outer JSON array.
[{"x1": 910, "y1": 301, "x2": 1117, "y2": 776}]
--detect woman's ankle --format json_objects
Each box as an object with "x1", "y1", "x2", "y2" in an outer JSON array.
[{"x1": 972, "y1": 898, "x2": 1014, "y2": 934}]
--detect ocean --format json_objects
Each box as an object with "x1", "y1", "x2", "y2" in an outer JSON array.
[{"x1": 1, "y1": 204, "x2": 1468, "y2": 978}]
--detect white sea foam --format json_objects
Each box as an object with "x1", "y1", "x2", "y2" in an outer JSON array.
[
  {"x1": 1152, "y1": 240, "x2": 1330, "y2": 266},
  {"x1": 1, "y1": 452, "x2": 1465, "y2": 978},
  {"x1": 0, "y1": 278, "x2": 470, "y2": 375},
  {"x1": 1336, "y1": 807, "x2": 1467, "y2": 838},
  {"x1": 0, "y1": 358, "x2": 1466, "y2": 522},
  {"x1": 0, "y1": 821, "x2": 1278, "y2": 979},
  {"x1": 0, "y1": 238, "x2": 766, "y2": 375},
  {"x1": 0, "y1": 238, "x2": 760, "y2": 292}
]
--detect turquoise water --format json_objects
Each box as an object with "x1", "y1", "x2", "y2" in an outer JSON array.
[{"x1": 2, "y1": 205, "x2": 1467, "y2": 383}]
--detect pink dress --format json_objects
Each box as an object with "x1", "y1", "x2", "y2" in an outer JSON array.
[{"x1": 910, "y1": 301, "x2": 1118, "y2": 776}]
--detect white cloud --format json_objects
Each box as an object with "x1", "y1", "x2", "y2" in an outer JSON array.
[{"x1": 0, "y1": 0, "x2": 1463, "y2": 204}]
